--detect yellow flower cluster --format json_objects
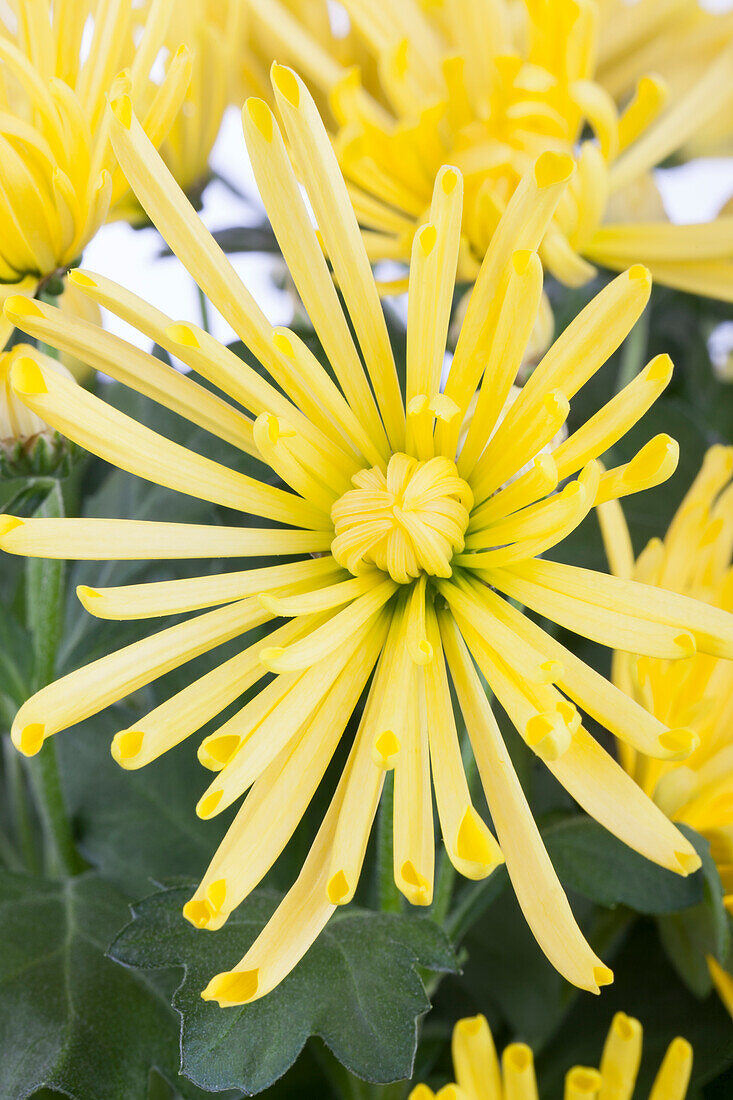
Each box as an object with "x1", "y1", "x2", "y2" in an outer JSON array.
[
  {"x1": 4, "y1": 65, "x2": 733, "y2": 1008},
  {"x1": 114, "y1": 0, "x2": 244, "y2": 224},
  {"x1": 0, "y1": 0, "x2": 191, "y2": 304},
  {"x1": 600, "y1": 444, "x2": 733, "y2": 1015},
  {"x1": 410, "y1": 1010, "x2": 692, "y2": 1100},
  {"x1": 596, "y1": 0, "x2": 733, "y2": 158},
  {"x1": 247, "y1": 0, "x2": 733, "y2": 300}
]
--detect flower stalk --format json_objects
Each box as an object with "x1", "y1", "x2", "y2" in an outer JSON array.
[{"x1": 24, "y1": 482, "x2": 83, "y2": 877}]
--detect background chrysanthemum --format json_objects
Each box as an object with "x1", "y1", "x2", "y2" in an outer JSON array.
[
  {"x1": 596, "y1": 0, "x2": 733, "y2": 159},
  {"x1": 0, "y1": 0, "x2": 191, "y2": 346},
  {"x1": 409, "y1": 1009, "x2": 693, "y2": 1100},
  {"x1": 600, "y1": 444, "x2": 733, "y2": 1018},
  {"x1": 113, "y1": 0, "x2": 244, "y2": 223},
  {"x1": 242, "y1": 0, "x2": 733, "y2": 301}
]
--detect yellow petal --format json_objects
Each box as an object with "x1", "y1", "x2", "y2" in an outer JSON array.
[
  {"x1": 12, "y1": 599, "x2": 270, "y2": 755},
  {"x1": 0, "y1": 517, "x2": 331, "y2": 561},
  {"x1": 440, "y1": 612, "x2": 612, "y2": 993},
  {"x1": 9, "y1": 355, "x2": 325, "y2": 529}
]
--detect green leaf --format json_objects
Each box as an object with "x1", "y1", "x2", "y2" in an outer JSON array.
[
  {"x1": 542, "y1": 816, "x2": 705, "y2": 915},
  {"x1": 159, "y1": 223, "x2": 280, "y2": 257},
  {"x1": 439, "y1": 884, "x2": 570, "y2": 1050},
  {"x1": 110, "y1": 884, "x2": 458, "y2": 1094},
  {"x1": 57, "y1": 711, "x2": 232, "y2": 898},
  {"x1": 0, "y1": 870, "x2": 209, "y2": 1100},
  {"x1": 657, "y1": 830, "x2": 729, "y2": 997}
]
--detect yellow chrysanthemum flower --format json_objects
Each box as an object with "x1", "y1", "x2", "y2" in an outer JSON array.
[
  {"x1": 599, "y1": 445, "x2": 733, "y2": 1017},
  {"x1": 409, "y1": 1009, "x2": 692, "y2": 1100},
  {"x1": 249, "y1": 0, "x2": 733, "y2": 300},
  {"x1": 243, "y1": 0, "x2": 380, "y2": 120},
  {"x1": 0, "y1": 0, "x2": 191, "y2": 324},
  {"x1": 114, "y1": 0, "x2": 244, "y2": 221},
  {"x1": 6, "y1": 65, "x2": 733, "y2": 1008},
  {"x1": 596, "y1": 0, "x2": 733, "y2": 158}
]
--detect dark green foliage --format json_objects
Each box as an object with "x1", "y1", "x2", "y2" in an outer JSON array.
[{"x1": 0, "y1": 871, "x2": 210, "y2": 1100}]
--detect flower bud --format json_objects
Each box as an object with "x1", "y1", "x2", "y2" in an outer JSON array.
[{"x1": 0, "y1": 346, "x2": 76, "y2": 478}]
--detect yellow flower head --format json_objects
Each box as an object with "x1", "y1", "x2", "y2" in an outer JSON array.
[
  {"x1": 0, "y1": 0, "x2": 191, "y2": 294},
  {"x1": 7, "y1": 64, "x2": 733, "y2": 1008},
  {"x1": 409, "y1": 1010, "x2": 692, "y2": 1100},
  {"x1": 243, "y1": 0, "x2": 379, "y2": 120},
  {"x1": 596, "y1": 0, "x2": 733, "y2": 158},
  {"x1": 600, "y1": 444, "x2": 733, "y2": 1015},
  {"x1": 250, "y1": 0, "x2": 733, "y2": 300},
  {"x1": 115, "y1": 0, "x2": 244, "y2": 221}
]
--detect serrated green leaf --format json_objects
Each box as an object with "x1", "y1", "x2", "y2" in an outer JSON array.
[
  {"x1": 542, "y1": 816, "x2": 705, "y2": 915},
  {"x1": 0, "y1": 870, "x2": 210, "y2": 1100},
  {"x1": 110, "y1": 884, "x2": 458, "y2": 1094},
  {"x1": 657, "y1": 830, "x2": 728, "y2": 997}
]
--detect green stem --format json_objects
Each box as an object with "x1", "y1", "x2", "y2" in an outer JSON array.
[
  {"x1": 147, "y1": 1071, "x2": 175, "y2": 1100},
  {"x1": 312, "y1": 1042, "x2": 372, "y2": 1100},
  {"x1": 4, "y1": 738, "x2": 39, "y2": 873},
  {"x1": 197, "y1": 284, "x2": 211, "y2": 334},
  {"x1": 430, "y1": 850, "x2": 457, "y2": 928},
  {"x1": 368, "y1": 1083, "x2": 408, "y2": 1100},
  {"x1": 0, "y1": 822, "x2": 23, "y2": 871},
  {"x1": 445, "y1": 865, "x2": 508, "y2": 945},
  {"x1": 377, "y1": 770, "x2": 402, "y2": 913},
  {"x1": 27, "y1": 742, "x2": 83, "y2": 876},
  {"x1": 23, "y1": 482, "x2": 83, "y2": 877}
]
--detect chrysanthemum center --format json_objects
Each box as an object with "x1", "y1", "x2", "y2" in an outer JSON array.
[{"x1": 330, "y1": 453, "x2": 473, "y2": 584}]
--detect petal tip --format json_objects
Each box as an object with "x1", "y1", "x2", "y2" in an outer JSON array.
[
  {"x1": 327, "y1": 869, "x2": 352, "y2": 905},
  {"x1": 202, "y1": 968, "x2": 259, "y2": 1005},
  {"x1": 68, "y1": 269, "x2": 98, "y2": 289},
  {"x1": 593, "y1": 964, "x2": 614, "y2": 990},
  {"x1": 439, "y1": 165, "x2": 461, "y2": 193},
  {"x1": 373, "y1": 730, "x2": 400, "y2": 768},
  {"x1": 244, "y1": 97, "x2": 274, "y2": 142},
  {"x1": 417, "y1": 223, "x2": 437, "y2": 256},
  {"x1": 271, "y1": 63, "x2": 301, "y2": 108},
  {"x1": 183, "y1": 898, "x2": 212, "y2": 928},
  {"x1": 628, "y1": 263, "x2": 651, "y2": 289},
  {"x1": 675, "y1": 848, "x2": 702, "y2": 876},
  {"x1": 110, "y1": 92, "x2": 133, "y2": 129},
  {"x1": 4, "y1": 295, "x2": 43, "y2": 321},
  {"x1": 111, "y1": 728, "x2": 144, "y2": 768},
  {"x1": 14, "y1": 722, "x2": 45, "y2": 757},
  {"x1": 0, "y1": 515, "x2": 23, "y2": 542},
  {"x1": 534, "y1": 150, "x2": 574, "y2": 188},
  {"x1": 165, "y1": 322, "x2": 201, "y2": 349},
  {"x1": 76, "y1": 584, "x2": 102, "y2": 611},
  {"x1": 658, "y1": 727, "x2": 698, "y2": 760},
  {"x1": 197, "y1": 789, "x2": 223, "y2": 819},
  {"x1": 11, "y1": 357, "x2": 48, "y2": 397}
]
